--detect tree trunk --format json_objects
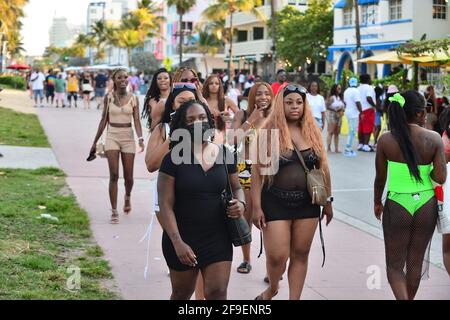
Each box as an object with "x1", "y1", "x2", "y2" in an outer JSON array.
[
  {"x1": 203, "y1": 53, "x2": 209, "y2": 76},
  {"x1": 228, "y1": 12, "x2": 234, "y2": 81},
  {"x1": 179, "y1": 13, "x2": 183, "y2": 67},
  {"x1": 127, "y1": 48, "x2": 132, "y2": 69},
  {"x1": 0, "y1": 35, "x2": 4, "y2": 73},
  {"x1": 354, "y1": 0, "x2": 361, "y2": 74},
  {"x1": 413, "y1": 62, "x2": 419, "y2": 90},
  {"x1": 270, "y1": 0, "x2": 277, "y2": 82}
]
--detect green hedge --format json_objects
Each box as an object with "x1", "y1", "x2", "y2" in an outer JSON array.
[{"x1": 0, "y1": 76, "x2": 26, "y2": 90}]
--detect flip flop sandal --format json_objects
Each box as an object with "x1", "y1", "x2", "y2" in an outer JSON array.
[
  {"x1": 264, "y1": 275, "x2": 283, "y2": 283},
  {"x1": 237, "y1": 261, "x2": 252, "y2": 274},
  {"x1": 110, "y1": 209, "x2": 119, "y2": 224}
]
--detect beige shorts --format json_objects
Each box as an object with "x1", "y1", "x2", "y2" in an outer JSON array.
[{"x1": 105, "y1": 127, "x2": 136, "y2": 154}]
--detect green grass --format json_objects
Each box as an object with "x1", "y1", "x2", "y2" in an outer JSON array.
[
  {"x1": 0, "y1": 107, "x2": 50, "y2": 147},
  {"x1": 0, "y1": 168, "x2": 119, "y2": 300},
  {"x1": 0, "y1": 84, "x2": 26, "y2": 91}
]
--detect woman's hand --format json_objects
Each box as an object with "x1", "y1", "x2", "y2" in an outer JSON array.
[
  {"x1": 138, "y1": 139, "x2": 145, "y2": 153},
  {"x1": 374, "y1": 203, "x2": 384, "y2": 221},
  {"x1": 173, "y1": 240, "x2": 197, "y2": 267},
  {"x1": 227, "y1": 199, "x2": 244, "y2": 219},
  {"x1": 247, "y1": 105, "x2": 265, "y2": 126},
  {"x1": 252, "y1": 207, "x2": 266, "y2": 230},
  {"x1": 321, "y1": 203, "x2": 333, "y2": 226}
]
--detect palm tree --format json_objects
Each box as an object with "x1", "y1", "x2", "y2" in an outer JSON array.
[
  {"x1": 167, "y1": 0, "x2": 197, "y2": 67},
  {"x1": 90, "y1": 20, "x2": 110, "y2": 63},
  {"x1": 195, "y1": 27, "x2": 222, "y2": 75},
  {"x1": 0, "y1": 0, "x2": 28, "y2": 71},
  {"x1": 203, "y1": 0, "x2": 265, "y2": 79},
  {"x1": 118, "y1": 2, "x2": 163, "y2": 68},
  {"x1": 345, "y1": 0, "x2": 361, "y2": 74},
  {"x1": 7, "y1": 31, "x2": 25, "y2": 60}
]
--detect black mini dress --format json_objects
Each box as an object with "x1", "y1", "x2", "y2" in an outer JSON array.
[{"x1": 159, "y1": 146, "x2": 237, "y2": 271}]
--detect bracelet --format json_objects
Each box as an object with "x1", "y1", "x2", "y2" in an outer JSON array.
[
  {"x1": 238, "y1": 199, "x2": 247, "y2": 211},
  {"x1": 244, "y1": 120, "x2": 255, "y2": 130}
]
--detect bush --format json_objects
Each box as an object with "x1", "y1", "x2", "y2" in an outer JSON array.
[{"x1": 0, "y1": 75, "x2": 26, "y2": 90}]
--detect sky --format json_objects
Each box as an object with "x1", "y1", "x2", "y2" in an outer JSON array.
[{"x1": 22, "y1": 0, "x2": 97, "y2": 56}]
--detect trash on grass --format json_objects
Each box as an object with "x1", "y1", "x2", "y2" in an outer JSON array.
[{"x1": 37, "y1": 213, "x2": 59, "y2": 221}]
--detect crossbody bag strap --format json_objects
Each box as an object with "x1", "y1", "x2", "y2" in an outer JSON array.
[
  {"x1": 222, "y1": 145, "x2": 234, "y2": 198},
  {"x1": 292, "y1": 142, "x2": 326, "y2": 267},
  {"x1": 292, "y1": 144, "x2": 310, "y2": 173}
]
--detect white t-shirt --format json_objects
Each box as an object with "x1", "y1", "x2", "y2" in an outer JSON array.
[
  {"x1": 307, "y1": 93, "x2": 326, "y2": 119},
  {"x1": 227, "y1": 88, "x2": 240, "y2": 107},
  {"x1": 344, "y1": 87, "x2": 361, "y2": 119},
  {"x1": 358, "y1": 84, "x2": 376, "y2": 111},
  {"x1": 239, "y1": 74, "x2": 245, "y2": 84},
  {"x1": 30, "y1": 72, "x2": 46, "y2": 90}
]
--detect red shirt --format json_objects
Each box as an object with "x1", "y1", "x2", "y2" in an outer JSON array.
[{"x1": 271, "y1": 82, "x2": 286, "y2": 96}]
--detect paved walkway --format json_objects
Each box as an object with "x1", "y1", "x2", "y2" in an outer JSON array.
[
  {"x1": 5, "y1": 90, "x2": 450, "y2": 299},
  {"x1": 0, "y1": 145, "x2": 60, "y2": 169}
]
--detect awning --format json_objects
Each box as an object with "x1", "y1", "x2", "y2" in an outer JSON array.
[
  {"x1": 328, "y1": 40, "x2": 406, "y2": 52},
  {"x1": 356, "y1": 49, "x2": 450, "y2": 67},
  {"x1": 334, "y1": 0, "x2": 379, "y2": 9},
  {"x1": 224, "y1": 55, "x2": 256, "y2": 62}
]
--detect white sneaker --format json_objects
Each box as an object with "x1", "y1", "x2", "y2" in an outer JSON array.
[
  {"x1": 357, "y1": 144, "x2": 363, "y2": 151},
  {"x1": 361, "y1": 145, "x2": 372, "y2": 152},
  {"x1": 344, "y1": 150, "x2": 357, "y2": 157}
]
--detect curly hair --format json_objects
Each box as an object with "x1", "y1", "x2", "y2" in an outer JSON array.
[
  {"x1": 142, "y1": 68, "x2": 172, "y2": 128},
  {"x1": 169, "y1": 100, "x2": 216, "y2": 150}
]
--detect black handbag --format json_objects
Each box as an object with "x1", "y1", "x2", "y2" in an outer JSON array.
[{"x1": 220, "y1": 147, "x2": 252, "y2": 247}]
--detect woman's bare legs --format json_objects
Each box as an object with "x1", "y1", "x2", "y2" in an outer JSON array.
[
  {"x1": 106, "y1": 150, "x2": 120, "y2": 210},
  {"x1": 443, "y1": 234, "x2": 450, "y2": 276},
  {"x1": 202, "y1": 261, "x2": 232, "y2": 300},
  {"x1": 288, "y1": 218, "x2": 318, "y2": 300},
  {"x1": 169, "y1": 269, "x2": 199, "y2": 300},
  {"x1": 238, "y1": 189, "x2": 253, "y2": 273},
  {"x1": 121, "y1": 152, "x2": 135, "y2": 213}
]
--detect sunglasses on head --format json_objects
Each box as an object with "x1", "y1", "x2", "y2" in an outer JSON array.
[
  {"x1": 173, "y1": 82, "x2": 197, "y2": 90},
  {"x1": 180, "y1": 78, "x2": 198, "y2": 84},
  {"x1": 283, "y1": 84, "x2": 307, "y2": 97}
]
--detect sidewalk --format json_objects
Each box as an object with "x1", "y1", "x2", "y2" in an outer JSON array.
[
  {"x1": 0, "y1": 145, "x2": 60, "y2": 169},
  {"x1": 5, "y1": 90, "x2": 449, "y2": 299}
]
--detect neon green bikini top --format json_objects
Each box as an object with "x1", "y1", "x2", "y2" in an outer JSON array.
[{"x1": 388, "y1": 161, "x2": 433, "y2": 193}]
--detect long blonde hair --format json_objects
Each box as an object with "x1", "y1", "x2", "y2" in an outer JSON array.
[
  {"x1": 172, "y1": 67, "x2": 199, "y2": 83},
  {"x1": 260, "y1": 85, "x2": 328, "y2": 186}
]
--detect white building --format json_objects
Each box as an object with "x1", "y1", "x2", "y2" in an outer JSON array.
[
  {"x1": 49, "y1": 17, "x2": 72, "y2": 48},
  {"x1": 225, "y1": 0, "x2": 308, "y2": 80},
  {"x1": 86, "y1": 0, "x2": 130, "y2": 65},
  {"x1": 329, "y1": 0, "x2": 450, "y2": 81}
]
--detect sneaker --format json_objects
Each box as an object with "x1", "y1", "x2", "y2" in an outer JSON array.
[
  {"x1": 344, "y1": 150, "x2": 357, "y2": 157},
  {"x1": 361, "y1": 145, "x2": 372, "y2": 152},
  {"x1": 357, "y1": 144, "x2": 364, "y2": 151}
]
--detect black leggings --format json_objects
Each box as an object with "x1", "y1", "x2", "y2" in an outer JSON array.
[{"x1": 383, "y1": 197, "x2": 437, "y2": 299}]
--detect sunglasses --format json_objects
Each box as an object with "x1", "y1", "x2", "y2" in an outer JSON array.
[
  {"x1": 180, "y1": 78, "x2": 198, "y2": 84},
  {"x1": 173, "y1": 82, "x2": 197, "y2": 90},
  {"x1": 283, "y1": 84, "x2": 307, "y2": 95}
]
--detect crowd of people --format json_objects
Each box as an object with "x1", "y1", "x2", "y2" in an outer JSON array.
[
  {"x1": 86, "y1": 65, "x2": 450, "y2": 300},
  {"x1": 27, "y1": 68, "x2": 148, "y2": 109}
]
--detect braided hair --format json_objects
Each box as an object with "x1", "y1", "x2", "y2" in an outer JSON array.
[
  {"x1": 142, "y1": 68, "x2": 172, "y2": 128},
  {"x1": 169, "y1": 100, "x2": 216, "y2": 150}
]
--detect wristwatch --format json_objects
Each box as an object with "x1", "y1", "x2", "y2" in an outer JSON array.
[{"x1": 327, "y1": 196, "x2": 334, "y2": 203}]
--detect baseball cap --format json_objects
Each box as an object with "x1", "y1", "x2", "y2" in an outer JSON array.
[{"x1": 349, "y1": 77, "x2": 358, "y2": 87}]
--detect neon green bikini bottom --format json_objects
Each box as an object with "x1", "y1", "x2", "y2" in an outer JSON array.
[
  {"x1": 387, "y1": 190, "x2": 435, "y2": 216},
  {"x1": 387, "y1": 161, "x2": 435, "y2": 216}
]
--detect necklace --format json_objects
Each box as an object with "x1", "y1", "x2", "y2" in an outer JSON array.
[{"x1": 114, "y1": 92, "x2": 128, "y2": 111}]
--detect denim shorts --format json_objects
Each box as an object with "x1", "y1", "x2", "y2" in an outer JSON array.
[
  {"x1": 315, "y1": 117, "x2": 323, "y2": 128},
  {"x1": 33, "y1": 89, "x2": 44, "y2": 98}
]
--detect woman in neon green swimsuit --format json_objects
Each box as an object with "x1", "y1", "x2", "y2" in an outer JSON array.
[{"x1": 374, "y1": 90, "x2": 447, "y2": 300}]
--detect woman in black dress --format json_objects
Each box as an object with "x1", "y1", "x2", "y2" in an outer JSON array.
[
  {"x1": 252, "y1": 84, "x2": 333, "y2": 300},
  {"x1": 157, "y1": 100, "x2": 246, "y2": 300}
]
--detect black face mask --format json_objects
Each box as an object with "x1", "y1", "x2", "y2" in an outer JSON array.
[{"x1": 185, "y1": 122, "x2": 212, "y2": 143}]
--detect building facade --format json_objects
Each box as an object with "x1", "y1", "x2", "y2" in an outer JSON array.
[
  {"x1": 225, "y1": 0, "x2": 308, "y2": 80},
  {"x1": 49, "y1": 17, "x2": 72, "y2": 48},
  {"x1": 329, "y1": 0, "x2": 450, "y2": 80}
]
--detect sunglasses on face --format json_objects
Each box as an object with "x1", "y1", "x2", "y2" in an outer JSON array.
[
  {"x1": 173, "y1": 82, "x2": 197, "y2": 90},
  {"x1": 283, "y1": 84, "x2": 307, "y2": 95},
  {"x1": 180, "y1": 78, "x2": 198, "y2": 84}
]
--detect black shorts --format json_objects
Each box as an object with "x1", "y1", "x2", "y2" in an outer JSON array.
[
  {"x1": 46, "y1": 88, "x2": 55, "y2": 98},
  {"x1": 67, "y1": 92, "x2": 78, "y2": 100}
]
